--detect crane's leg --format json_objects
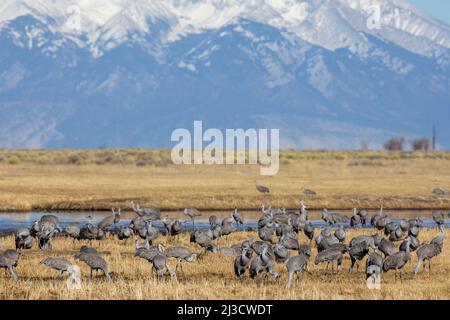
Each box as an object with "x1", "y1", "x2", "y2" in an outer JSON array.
[
  {"x1": 285, "y1": 271, "x2": 293, "y2": 289},
  {"x1": 8, "y1": 267, "x2": 17, "y2": 282},
  {"x1": 349, "y1": 257, "x2": 355, "y2": 273},
  {"x1": 414, "y1": 259, "x2": 423, "y2": 276},
  {"x1": 179, "y1": 260, "x2": 185, "y2": 276}
]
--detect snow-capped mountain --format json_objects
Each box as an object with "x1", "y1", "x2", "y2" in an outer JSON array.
[{"x1": 1, "y1": 0, "x2": 450, "y2": 149}]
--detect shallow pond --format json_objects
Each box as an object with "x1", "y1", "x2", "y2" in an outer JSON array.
[{"x1": 0, "y1": 209, "x2": 449, "y2": 235}]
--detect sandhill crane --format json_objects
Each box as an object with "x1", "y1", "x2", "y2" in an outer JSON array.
[
  {"x1": 98, "y1": 208, "x2": 121, "y2": 231},
  {"x1": 408, "y1": 217, "x2": 423, "y2": 228},
  {"x1": 431, "y1": 225, "x2": 445, "y2": 247},
  {"x1": 135, "y1": 242, "x2": 160, "y2": 262},
  {"x1": 375, "y1": 215, "x2": 390, "y2": 231},
  {"x1": 184, "y1": 208, "x2": 201, "y2": 230},
  {"x1": 414, "y1": 226, "x2": 445, "y2": 276},
  {"x1": 383, "y1": 238, "x2": 412, "y2": 282},
  {"x1": 432, "y1": 187, "x2": 449, "y2": 196},
  {"x1": 260, "y1": 204, "x2": 272, "y2": 216},
  {"x1": 79, "y1": 246, "x2": 99, "y2": 255},
  {"x1": 190, "y1": 230, "x2": 217, "y2": 254},
  {"x1": 357, "y1": 209, "x2": 368, "y2": 225},
  {"x1": 130, "y1": 201, "x2": 161, "y2": 220},
  {"x1": 365, "y1": 252, "x2": 383, "y2": 285},
  {"x1": 322, "y1": 209, "x2": 349, "y2": 225},
  {"x1": 218, "y1": 246, "x2": 240, "y2": 257},
  {"x1": 258, "y1": 223, "x2": 276, "y2": 243},
  {"x1": 370, "y1": 205, "x2": 384, "y2": 226},
  {"x1": 408, "y1": 225, "x2": 420, "y2": 238},
  {"x1": 399, "y1": 236, "x2": 420, "y2": 252},
  {"x1": 316, "y1": 235, "x2": 340, "y2": 253},
  {"x1": 143, "y1": 221, "x2": 160, "y2": 246},
  {"x1": 64, "y1": 224, "x2": 80, "y2": 243},
  {"x1": 249, "y1": 243, "x2": 278, "y2": 287},
  {"x1": 276, "y1": 220, "x2": 294, "y2": 238},
  {"x1": 334, "y1": 225, "x2": 346, "y2": 243},
  {"x1": 150, "y1": 244, "x2": 176, "y2": 280},
  {"x1": 299, "y1": 200, "x2": 308, "y2": 218},
  {"x1": 315, "y1": 248, "x2": 343, "y2": 273},
  {"x1": 350, "y1": 208, "x2": 361, "y2": 227},
  {"x1": 165, "y1": 246, "x2": 197, "y2": 274},
  {"x1": 322, "y1": 209, "x2": 334, "y2": 225},
  {"x1": 234, "y1": 244, "x2": 252, "y2": 282},
  {"x1": 40, "y1": 215, "x2": 59, "y2": 225},
  {"x1": 384, "y1": 222, "x2": 397, "y2": 236},
  {"x1": 220, "y1": 216, "x2": 237, "y2": 244},
  {"x1": 366, "y1": 252, "x2": 383, "y2": 271},
  {"x1": 285, "y1": 253, "x2": 310, "y2": 289},
  {"x1": 255, "y1": 181, "x2": 270, "y2": 194},
  {"x1": 279, "y1": 234, "x2": 299, "y2": 251},
  {"x1": 349, "y1": 234, "x2": 382, "y2": 249},
  {"x1": 15, "y1": 227, "x2": 33, "y2": 250},
  {"x1": 378, "y1": 238, "x2": 397, "y2": 258},
  {"x1": 75, "y1": 252, "x2": 111, "y2": 281},
  {"x1": 40, "y1": 257, "x2": 73, "y2": 278},
  {"x1": 79, "y1": 223, "x2": 105, "y2": 243},
  {"x1": 232, "y1": 208, "x2": 244, "y2": 225},
  {"x1": 251, "y1": 240, "x2": 271, "y2": 255},
  {"x1": 32, "y1": 220, "x2": 60, "y2": 251},
  {"x1": 209, "y1": 215, "x2": 218, "y2": 227},
  {"x1": 298, "y1": 244, "x2": 312, "y2": 258},
  {"x1": 399, "y1": 219, "x2": 410, "y2": 233},
  {"x1": 301, "y1": 187, "x2": 316, "y2": 196},
  {"x1": 274, "y1": 243, "x2": 289, "y2": 263},
  {"x1": 0, "y1": 251, "x2": 19, "y2": 281},
  {"x1": 388, "y1": 227, "x2": 404, "y2": 242},
  {"x1": 162, "y1": 217, "x2": 183, "y2": 239},
  {"x1": 432, "y1": 211, "x2": 445, "y2": 228},
  {"x1": 349, "y1": 241, "x2": 373, "y2": 273},
  {"x1": 117, "y1": 226, "x2": 134, "y2": 241},
  {"x1": 303, "y1": 223, "x2": 315, "y2": 242}
]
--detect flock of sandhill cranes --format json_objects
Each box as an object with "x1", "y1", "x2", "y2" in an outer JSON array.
[{"x1": 0, "y1": 199, "x2": 448, "y2": 289}]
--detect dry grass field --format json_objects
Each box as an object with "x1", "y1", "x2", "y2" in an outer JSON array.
[
  {"x1": 0, "y1": 228, "x2": 449, "y2": 300},
  {"x1": 0, "y1": 150, "x2": 450, "y2": 211}
]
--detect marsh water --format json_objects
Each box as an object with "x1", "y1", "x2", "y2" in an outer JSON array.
[{"x1": 0, "y1": 210, "x2": 449, "y2": 235}]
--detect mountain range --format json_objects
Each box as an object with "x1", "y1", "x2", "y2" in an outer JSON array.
[{"x1": 0, "y1": 0, "x2": 450, "y2": 149}]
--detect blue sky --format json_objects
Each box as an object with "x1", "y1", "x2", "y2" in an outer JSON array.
[{"x1": 408, "y1": 0, "x2": 450, "y2": 24}]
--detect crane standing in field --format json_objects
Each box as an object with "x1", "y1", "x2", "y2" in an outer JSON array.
[
  {"x1": 184, "y1": 208, "x2": 202, "y2": 230},
  {"x1": 97, "y1": 208, "x2": 121, "y2": 231},
  {"x1": 414, "y1": 225, "x2": 445, "y2": 276},
  {"x1": 40, "y1": 257, "x2": 74, "y2": 279},
  {"x1": 383, "y1": 238, "x2": 412, "y2": 282}
]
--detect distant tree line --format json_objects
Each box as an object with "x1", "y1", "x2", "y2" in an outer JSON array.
[{"x1": 382, "y1": 136, "x2": 431, "y2": 151}]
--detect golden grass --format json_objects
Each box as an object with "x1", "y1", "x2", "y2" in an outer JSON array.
[
  {"x1": 0, "y1": 150, "x2": 450, "y2": 211},
  {"x1": 0, "y1": 229, "x2": 449, "y2": 300}
]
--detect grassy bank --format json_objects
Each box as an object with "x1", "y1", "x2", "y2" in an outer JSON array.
[
  {"x1": 0, "y1": 229, "x2": 448, "y2": 300},
  {"x1": 0, "y1": 150, "x2": 449, "y2": 211}
]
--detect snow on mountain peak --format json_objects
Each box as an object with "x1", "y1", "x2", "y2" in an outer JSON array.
[{"x1": 1, "y1": 0, "x2": 450, "y2": 57}]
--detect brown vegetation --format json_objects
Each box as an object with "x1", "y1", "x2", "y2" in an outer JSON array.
[
  {"x1": 0, "y1": 150, "x2": 450, "y2": 211},
  {"x1": 0, "y1": 229, "x2": 449, "y2": 300}
]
